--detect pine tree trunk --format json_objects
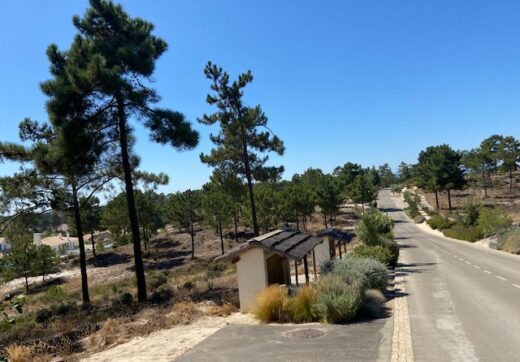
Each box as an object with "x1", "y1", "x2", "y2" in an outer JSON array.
[
  {"x1": 482, "y1": 169, "x2": 488, "y2": 198},
  {"x1": 91, "y1": 230, "x2": 96, "y2": 258},
  {"x1": 447, "y1": 189, "x2": 452, "y2": 212},
  {"x1": 510, "y1": 168, "x2": 513, "y2": 192},
  {"x1": 296, "y1": 216, "x2": 299, "y2": 231},
  {"x1": 219, "y1": 221, "x2": 224, "y2": 255},
  {"x1": 24, "y1": 275, "x2": 29, "y2": 291},
  {"x1": 190, "y1": 221, "x2": 195, "y2": 259},
  {"x1": 323, "y1": 213, "x2": 328, "y2": 228},
  {"x1": 72, "y1": 184, "x2": 90, "y2": 306},
  {"x1": 434, "y1": 191, "x2": 440, "y2": 210},
  {"x1": 234, "y1": 214, "x2": 238, "y2": 243},
  {"x1": 117, "y1": 96, "x2": 147, "y2": 302},
  {"x1": 239, "y1": 119, "x2": 259, "y2": 236}
]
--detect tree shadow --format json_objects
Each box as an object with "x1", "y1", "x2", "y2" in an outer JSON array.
[
  {"x1": 88, "y1": 252, "x2": 132, "y2": 267},
  {"x1": 151, "y1": 239, "x2": 180, "y2": 249},
  {"x1": 397, "y1": 243, "x2": 416, "y2": 249},
  {"x1": 24, "y1": 277, "x2": 67, "y2": 295},
  {"x1": 140, "y1": 250, "x2": 192, "y2": 271},
  {"x1": 380, "y1": 207, "x2": 403, "y2": 213}
]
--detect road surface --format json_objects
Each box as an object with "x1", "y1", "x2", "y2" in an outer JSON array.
[{"x1": 379, "y1": 190, "x2": 520, "y2": 362}]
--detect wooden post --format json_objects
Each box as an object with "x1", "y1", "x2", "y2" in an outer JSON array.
[
  {"x1": 303, "y1": 254, "x2": 310, "y2": 285},
  {"x1": 294, "y1": 259, "x2": 299, "y2": 286},
  {"x1": 312, "y1": 249, "x2": 318, "y2": 279}
]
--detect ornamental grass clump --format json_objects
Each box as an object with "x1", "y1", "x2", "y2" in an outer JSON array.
[
  {"x1": 332, "y1": 255, "x2": 388, "y2": 292},
  {"x1": 290, "y1": 285, "x2": 320, "y2": 323},
  {"x1": 315, "y1": 274, "x2": 363, "y2": 324},
  {"x1": 253, "y1": 285, "x2": 291, "y2": 323}
]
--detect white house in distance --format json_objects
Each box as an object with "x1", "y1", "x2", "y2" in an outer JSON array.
[{"x1": 34, "y1": 232, "x2": 79, "y2": 253}]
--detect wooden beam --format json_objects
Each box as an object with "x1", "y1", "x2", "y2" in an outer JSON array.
[
  {"x1": 294, "y1": 259, "x2": 299, "y2": 286},
  {"x1": 312, "y1": 249, "x2": 318, "y2": 279},
  {"x1": 304, "y1": 254, "x2": 310, "y2": 285}
]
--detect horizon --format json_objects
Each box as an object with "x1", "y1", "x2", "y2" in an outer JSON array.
[{"x1": 1, "y1": 0, "x2": 519, "y2": 194}]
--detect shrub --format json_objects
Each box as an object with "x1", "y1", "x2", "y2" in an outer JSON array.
[
  {"x1": 497, "y1": 228, "x2": 520, "y2": 254},
  {"x1": 463, "y1": 203, "x2": 480, "y2": 226},
  {"x1": 414, "y1": 215, "x2": 425, "y2": 224},
  {"x1": 44, "y1": 285, "x2": 68, "y2": 304},
  {"x1": 147, "y1": 270, "x2": 169, "y2": 291},
  {"x1": 35, "y1": 308, "x2": 53, "y2": 323},
  {"x1": 359, "y1": 289, "x2": 387, "y2": 318},
  {"x1": 253, "y1": 285, "x2": 291, "y2": 323},
  {"x1": 477, "y1": 207, "x2": 513, "y2": 237},
  {"x1": 207, "y1": 302, "x2": 236, "y2": 317},
  {"x1": 96, "y1": 240, "x2": 106, "y2": 253},
  {"x1": 427, "y1": 215, "x2": 454, "y2": 230},
  {"x1": 356, "y1": 209, "x2": 394, "y2": 245},
  {"x1": 98, "y1": 318, "x2": 123, "y2": 346},
  {"x1": 169, "y1": 301, "x2": 200, "y2": 325},
  {"x1": 4, "y1": 343, "x2": 36, "y2": 362},
  {"x1": 111, "y1": 292, "x2": 133, "y2": 310},
  {"x1": 50, "y1": 301, "x2": 75, "y2": 316},
  {"x1": 333, "y1": 255, "x2": 388, "y2": 291},
  {"x1": 290, "y1": 286, "x2": 319, "y2": 323},
  {"x1": 443, "y1": 224, "x2": 482, "y2": 242},
  {"x1": 150, "y1": 285, "x2": 174, "y2": 304},
  {"x1": 403, "y1": 191, "x2": 420, "y2": 218},
  {"x1": 315, "y1": 274, "x2": 363, "y2": 323},
  {"x1": 380, "y1": 239, "x2": 399, "y2": 268},
  {"x1": 351, "y1": 245, "x2": 393, "y2": 267}
]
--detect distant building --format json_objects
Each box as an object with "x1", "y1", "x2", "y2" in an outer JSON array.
[{"x1": 40, "y1": 233, "x2": 79, "y2": 252}]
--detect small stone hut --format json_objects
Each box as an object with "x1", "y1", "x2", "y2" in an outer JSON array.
[{"x1": 216, "y1": 229, "x2": 325, "y2": 312}]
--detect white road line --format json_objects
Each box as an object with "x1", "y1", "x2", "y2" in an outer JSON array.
[
  {"x1": 513, "y1": 284, "x2": 520, "y2": 289},
  {"x1": 473, "y1": 265, "x2": 481, "y2": 269},
  {"x1": 484, "y1": 270, "x2": 491, "y2": 274},
  {"x1": 496, "y1": 276, "x2": 507, "y2": 281}
]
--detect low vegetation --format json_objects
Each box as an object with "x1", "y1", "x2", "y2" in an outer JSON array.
[
  {"x1": 253, "y1": 254, "x2": 388, "y2": 324},
  {"x1": 497, "y1": 228, "x2": 520, "y2": 254}
]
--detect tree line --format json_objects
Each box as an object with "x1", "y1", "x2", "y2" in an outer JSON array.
[{"x1": 397, "y1": 134, "x2": 519, "y2": 210}]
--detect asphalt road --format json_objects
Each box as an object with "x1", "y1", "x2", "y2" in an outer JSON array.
[{"x1": 379, "y1": 190, "x2": 520, "y2": 362}]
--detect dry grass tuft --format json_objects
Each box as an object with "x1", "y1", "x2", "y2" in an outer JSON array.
[
  {"x1": 5, "y1": 344, "x2": 37, "y2": 362},
  {"x1": 253, "y1": 285, "x2": 291, "y2": 323},
  {"x1": 207, "y1": 302, "x2": 237, "y2": 317},
  {"x1": 291, "y1": 285, "x2": 319, "y2": 323},
  {"x1": 97, "y1": 318, "x2": 127, "y2": 346},
  {"x1": 169, "y1": 301, "x2": 200, "y2": 325}
]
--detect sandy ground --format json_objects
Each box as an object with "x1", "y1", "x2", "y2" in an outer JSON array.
[
  {"x1": 0, "y1": 269, "x2": 79, "y2": 294},
  {"x1": 81, "y1": 313, "x2": 258, "y2": 362}
]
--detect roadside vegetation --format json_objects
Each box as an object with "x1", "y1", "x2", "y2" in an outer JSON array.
[
  {"x1": 394, "y1": 134, "x2": 518, "y2": 250},
  {"x1": 253, "y1": 207, "x2": 394, "y2": 324}
]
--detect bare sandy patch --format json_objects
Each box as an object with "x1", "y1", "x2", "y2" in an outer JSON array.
[{"x1": 81, "y1": 313, "x2": 257, "y2": 362}]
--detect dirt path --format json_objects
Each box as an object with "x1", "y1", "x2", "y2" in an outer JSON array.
[{"x1": 81, "y1": 313, "x2": 257, "y2": 362}]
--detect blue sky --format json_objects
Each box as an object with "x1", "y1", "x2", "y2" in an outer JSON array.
[{"x1": 1, "y1": 0, "x2": 519, "y2": 194}]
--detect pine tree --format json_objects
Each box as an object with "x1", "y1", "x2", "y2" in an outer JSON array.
[
  {"x1": 64, "y1": 0, "x2": 199, "y2": 302},
  {"x1": 201, "y1": 183, "x2": 234, "y2": 254},
  {"x1": 498, "y1": 136, "x2": 520, "y2": 192},
  {"x1": 199, "y1": 62, "x2": 284, "y2": 236}
]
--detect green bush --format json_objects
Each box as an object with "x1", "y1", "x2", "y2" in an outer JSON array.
[
  {"x1": 356, "y1": 209, "x2": 394, "y2": 245},
  {"x1": 111, "y1": 292, "x2": 134, "y2": 311},
  {"x1": 380, "y1": 239, "x2": 399, "y2": 267},
  {"x1": 359, "y1": 289, "x2": 387, "y2": 318},
  {"x1": 96, "y1": 240, "x2": 106, "y2": 253},
  {"x1": 44, "y1": 285, "x2": 68, "y2": 304},
  {"x1": 35, "y1": 308, "x2": 52, "y2": 323},
  {"x1": 477, "y1": 207, "x2": 513, "y2": 237},
  {"x1": 427, "y1": 215, "x2": 454, "y2": 230},
  {"x1": 443, "y1": 224, "x2": 482, "y2": 242},
  {"x1": 351, "y1": 245, "x2": 393, "y2": 267},
  {"x1": 497, "y1": 228, "x2": 520, "y2": 254},
  {"x1": 147, "y1": 270, "x2": 169, "y2": 291},
  {"x1": 150, "y1": 285, "x2": 174, "y2": 304},
  {"x1": 50, "y1": 301, "x2": 75, "y2": 316},
  {"x1": 463, "y1": 203, "x2": 480, "y2": 226},
  {"x1": 290, "y1": 285, "x2": 319, "y2": 323},
  {"x1": 332, "y1": 256, "x2": 388, "y2": 291},
  {"x1": 315, "y1": 274, "x2": 363, "y2": 323}
]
